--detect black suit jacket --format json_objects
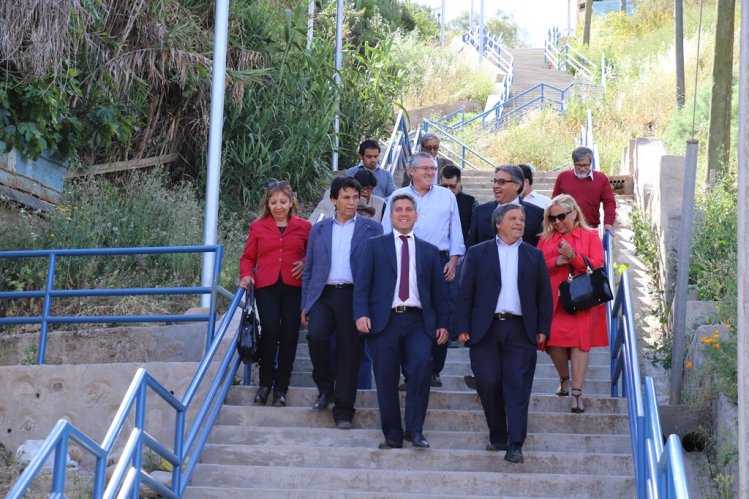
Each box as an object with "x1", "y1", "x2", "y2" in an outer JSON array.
[
  {"x1": 455, "y1": 191, "x2": 476, "y2": 244},
  {"x1": 466, "y1": 200, "x2": 544, "y2": 248},
  {"x1": 455, "y1": 239, "x2": 552, "y2": 346}
]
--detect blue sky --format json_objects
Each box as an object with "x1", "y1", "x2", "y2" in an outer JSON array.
[{"x1": 411, "y1": 0, "x2": 575, "y2": 47}]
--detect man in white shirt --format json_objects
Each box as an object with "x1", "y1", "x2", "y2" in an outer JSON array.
[{"x1": 519, "y1": 163, "x2": 551, "y2": 211}]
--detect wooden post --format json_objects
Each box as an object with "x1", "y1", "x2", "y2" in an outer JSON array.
[{"x1": 737, "y1": 0, "x2": 748, "y2": 494}]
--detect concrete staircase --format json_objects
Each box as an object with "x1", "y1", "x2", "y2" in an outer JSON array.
[{"x1": 185, "y1": 339, "x2": 634, "y2": 497}]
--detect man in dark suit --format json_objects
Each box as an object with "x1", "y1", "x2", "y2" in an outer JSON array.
[
  {"x1": 301, "y1": 176, "x2": 383, "y2": 429},
  {"x1": 456, "y1": 204, "x2": 552, "y2": 464},
  {"x1": 466, "y1": 164, "x2": 544, "y2": 248},
  {"x1": 354, "y1": 193, "x2": 449, "y2": 450},
  {"x1": 440, "y1": 164, "x2": 478, "y2": 243}
]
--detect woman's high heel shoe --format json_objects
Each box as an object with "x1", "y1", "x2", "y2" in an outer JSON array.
[
  {"x1": 272, "y1": 390, "x2": 286, "y2": 407},
  {"x1": 254, "y1": 386, "x2": 271, "y2": 405},
  {"x1": 556, "y1": 375, "x2": 570, "y2": 396},
  {"x1": 570, "y1": 388, "x2": 585, "y2": 413}
]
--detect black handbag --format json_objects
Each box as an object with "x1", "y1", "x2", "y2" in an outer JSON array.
[
  {"x1": 558, "y1": 256, "x2": 613, "y2": 314},
  {"x1": 237, "y1": 287, "x2": 262, "y2": 363}
]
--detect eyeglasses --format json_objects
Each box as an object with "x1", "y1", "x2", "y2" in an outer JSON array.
[
  {"x1": 440, "y1": 183, "x2": 458, "y2": 189},
  {"x1": 573, "y1": 162, "x2": 592, "y2": 169},
  {"x1": 422, "y1": 144, "x2": 440, "y2": 151},
  {"x1": 413, "y1": 166, "x2": 437, "y2": 172},
  {"x1": 548, "y1": 210, "x2": 573, "y2": 223},
  {"x1": 491, "y1": 178, "x2": 515, "y2": 186},
  {"x1": 267, "y1": 181, "x2": 289, "y2": 189},
  {"x1": 360, "y1": 185, "x2": 373, "y2": 190}
]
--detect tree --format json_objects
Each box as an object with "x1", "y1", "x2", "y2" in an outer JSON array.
[
  {"x1": 583, "y1": 0, "x2": 593, "y2": 45},
  {"x1": 706, "y1": 0, "x2": 736, "y2": 184},
  {"x1": 450, "y1": 10, "x2": 526, "y2": 47},
  {"x1": 675, "y1": 0, "x2": 686, "y2": 107}
]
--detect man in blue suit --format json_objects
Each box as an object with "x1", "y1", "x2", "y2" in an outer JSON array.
[
  {"x1": 354, "y1": 193, "x2": 449, "y2": 449},
  {"x1": 466, "y1": 164, "x2": 544, "y2": 248},
  {"x1": 456, "y1": 204, "x2": 552, "y2": 464},
  {"x1": 302, "y1": 177, "x2": 383, "y2": 429}
]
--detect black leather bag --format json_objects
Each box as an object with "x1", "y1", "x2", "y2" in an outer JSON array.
[
  {"x1": 237, "y1": 288, "x2": 262, "y2": 363},
  {"x1": 558, "y1": 256, "x2": 613, "y2": 314}
]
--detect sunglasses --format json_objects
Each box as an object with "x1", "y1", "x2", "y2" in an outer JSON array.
[
  {"x1": 548, "y1": 210, "x2": 573, "y2": 223},
  {"x1": 491, "y1": 178, "x2": 515, "y2": 186},
  {"x1": 440, "y1": 183, "x2": 458, "y2": 189},
  {"x1": 267, "y1": 181, "x2": 289, "y2": 189}
]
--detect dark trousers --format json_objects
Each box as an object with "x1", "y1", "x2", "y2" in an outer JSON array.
[
  {"x1": 431, "y1": 252, "x2": 453, "y2": 375},
  {"x1": 470, "y1": 317, "x2": 536, "y2": 447},
  {"x1": 307, "y1": 286, "x2": 364, "y2": 422},
  {"x1": 368, "y1": 310, "x2": 433, "y2": 442},
  {"x1": 254, "y1": 279, "x2": 302, "y2": 393}
]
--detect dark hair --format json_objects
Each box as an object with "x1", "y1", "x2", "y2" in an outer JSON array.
[
  {"x1": 518, "y1": 164, "x2": 533, "y2": 185},
  {"x1": 330, "y1": 176, "x2": 361, "y2": 199},
  {"x1": 495, "y1": 164, "x2": 524, "y2": 196},
  {"x1": 390, "y1": 193, "x2": 417, "y2": 210},
  {"x1": 358, "y1": 139, "x2": 381, "y2": 156},
  {"x1": 441, "y1": 164, "x2": 461, "y2": 180},
  {"x1": 572, "y1": 146, "x2": 594, "y2": 163},
  {"x1": 491, "y1": 203, "x2": 525, "y2": 231},
  {"x1": 353, "y1": 168, "x2": 378, "y2": 187},
  {"x1": 256, "y1": 182, "x2": 298, "y2": 221}
]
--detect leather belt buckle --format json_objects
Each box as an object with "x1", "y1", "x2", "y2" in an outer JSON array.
[
  {"x1": 393, "y1": 305, "x2": 420, "y2": 313},
  {"x1": 495, "y1": 312, "x2": 520, "y2": 321},
  {"x1": 330, "y1": 283, "x2": 353, "y2": 288}
]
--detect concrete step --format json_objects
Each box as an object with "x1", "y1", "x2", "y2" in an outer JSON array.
[
  {"x1": 290, "y1": 358, "x2": 611, "y2": 380},
  {"x1": 198, "y1": 443, "x2": 632, "y2": 476},
  {"x1": 208, "y1": 425, "x2": 633, "y2": 454},
  {"x1": 285, "y1": 372, "x2": 614, "y2": 396},
  {"x1": 187, "y1": 465, "x2": 635, "y2": 497},
  {"x1": 225, "y1": 387, "x2": 628, "y2": 414},
  {"x1": 215, "y1": 406, "x2": 630, "y2": 435},
  {"x1": 184, "y1": 487, "x2": 515, "y2": 499}
]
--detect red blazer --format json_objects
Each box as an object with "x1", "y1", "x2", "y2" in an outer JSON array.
[
  {"x1": 537, "y1": 227, "x2": 608, "y2": 350},
  {"x1": 239, "y1": 215, "x2": 311, "y2": 289}
]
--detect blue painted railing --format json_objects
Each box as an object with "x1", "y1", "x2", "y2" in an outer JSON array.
[
  {"x1": 0, "y1": 245, "x2": 223, "y2": 359},
  {"x1": 604, "y1": 230, "x2": 689, "y2": 498},
  {"x1": 462, "y1": 30, "x2": 513, "y2": 105},
  {"x1": 7, "y1": 283, "x2": 247, "y2": 498},
  {"x1": 381, "y1": 109, "x2": 414, "y2": 176},
  {"x1": 421, "y1": 119, "x2": 494, "y2": 171},
  {"x1": 544, "y1": 28, "x2": 606, "y2": 88}
]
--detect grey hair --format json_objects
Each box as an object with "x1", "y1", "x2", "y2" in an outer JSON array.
[
  {"x1": 492, "y1": 203, "x2": 525, "y2": 230},
  {"x1": 494, "y1": 164, "x2": 524, "y2": 195},
  {"x1": 572, "y1": 146, "x2": 594, "y2": 163},
  {"x1": 391, "y1": 193, "x2": 417, "y2": 209},
  {"x1": 408, "y1": 151, "x2": 437, "y2": 169},
  {"x1": 420, "y1": 132, "x2": 440, "y2": 144}
]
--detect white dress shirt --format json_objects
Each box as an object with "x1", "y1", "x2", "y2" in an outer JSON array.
[
  {"x1": 391, "y1": 231, "x2": 422, "y2": 308},
  {"x1": 494, "y1": 236, "x2": 522, "y2": 315},
  {"x1": 524, "y1": 190, "x2": 551, "y2": 210}
]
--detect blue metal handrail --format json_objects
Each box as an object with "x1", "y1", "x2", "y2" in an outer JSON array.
[
  {"x1": 605, "y1": 230, "x2": 689, "y2": 497},
  {"x1": 544, "y1": 28, "x2": 604, "y2": 87},
  {"x1": 421, "y1": 119, "x2": 494, "y2": 171},
  {"x1": 381, "y1": 109, "x2": 414, "y2": 176},
  {"x1": 7, "y1": 285, "x2": 246, "y2": 498},
  {"x1": 0, "y1": 245, "x2": 223, "y2": 359}
]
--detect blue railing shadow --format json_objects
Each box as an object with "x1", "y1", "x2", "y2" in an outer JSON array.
[
  {"x1": 7, "y1": 286, "x2": 246, "y2": 498},
  {"x1": 0, "y1": 245, "x2": 223, "y2": 359},
  {"x1": 604, "y1": 232, "x2": 689, "y2": 498}
]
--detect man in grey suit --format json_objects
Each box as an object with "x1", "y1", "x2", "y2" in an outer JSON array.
[{"x1": 301, "y1": 176, "x2": 383, "y2": 429}]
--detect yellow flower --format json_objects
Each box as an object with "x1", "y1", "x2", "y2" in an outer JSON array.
[
  {"x1": 685, "y1": 361, "x2": 693, "y2": 369},
  {"x1": 712, "y1": 330, "x2": 720, "y2": 338},
  {"x1": 700, "y1": 337, "x2": 709, "y2": 343},
  {"x1": 714, "y1": 344, "x2": 720, "y2": 349},
  {"x1": 726, "y1": 324, "x2": 733, "y2": 330}
]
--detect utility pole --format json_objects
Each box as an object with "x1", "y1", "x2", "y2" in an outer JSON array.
[
  {"x1": 470, "y1": 0, "x2": 474, "y2": 33},
  {"x1": 675, "y1": 0, "x2": 686, "y2": 107},
  {"x1": 440, "y1": 0, "x2": 445, "y2": 48},
  {"x1": 307, "y1": 0, "x2": 315, "y2": 50},
  {"x1": 332, "y1": 0, "x2": 343, "y2": 172},
  {"x1": 479, "y1": 0, "x2": 485, "y2": 63},
  {"x1": 200, "y1": 0, "x2": 230, "y2": 308},
  {"x1": 583, "y1": 0, "x2": 593, "y2": 45},
  {"x1": 736, "y1": 0, "x2": 748, "y2": 494}
]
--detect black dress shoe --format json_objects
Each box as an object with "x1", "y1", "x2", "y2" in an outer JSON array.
[
  {"x1": 404, "y1": 432, "x2": 429, "y2": 449},
  {"x1": 253, "y1": 386, "x2": 271, "y2": 405},
  {"x1": 430, "y1": 374, "x2": 442, "y2": 387},
  {"x1": 486, "y1": 442, "x2": 508, "y2": 452},
  {"x1": 272, "y1": 390, "x2": 286, "y2": 407},
  {"x1": 464, "y1": 375, "x2": 477, "y2": 390},
  {"x1": 378, "y1": 439, "x2": 403, "y2": 449},
  {"x1": 312, "y1": 392, "x2": 332, "y2": 411},
  {"x1": 504, "y1": 445, "x2": 524, "y2": 464},
  {"x1": 335, "y1": 419, "x2": 353, "y2": 430}
]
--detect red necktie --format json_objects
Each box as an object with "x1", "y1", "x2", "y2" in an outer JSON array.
[{"x1": 399, "y1": 235, "x2": 409, "y2": 301}]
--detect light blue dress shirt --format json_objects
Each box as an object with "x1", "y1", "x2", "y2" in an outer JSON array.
[
  {"x1": 345, "y1": 164, "x2": 397, "y2": 199},
  {"x1": 382, "y1": 185, "x2": 465, "y2": 257},
  {"x1": 326, "y1": 215, "x2": 356, "y2": 284},
  {"x1": 494, "y1": 236, "x2": 522, "y2": 315}
]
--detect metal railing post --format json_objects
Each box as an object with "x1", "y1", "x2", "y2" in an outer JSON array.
[{"x1": 38, "y1": 253, "x2": 56, "y2": 364}]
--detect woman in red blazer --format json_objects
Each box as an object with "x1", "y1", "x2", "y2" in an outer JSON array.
[
  {"x1": 240, "y1": 181, "x2": 311, "y2": 407},
  {"x1": 537, "y1": 194, "x2": 608, "y2": 414}
]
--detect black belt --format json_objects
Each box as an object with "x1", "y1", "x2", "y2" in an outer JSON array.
[
  {"x1": 326, "y1": 283, "x2": 353, "y2": 289},
  {"x1": 438, "y1": 250, "x2": 449, "y2": 258},
  {"x1": 495, "y1": 312, "x2": 522, "y2": 321},
  {"x1": 393, "y1": 305, "x2": 421, "y2": 313}
]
